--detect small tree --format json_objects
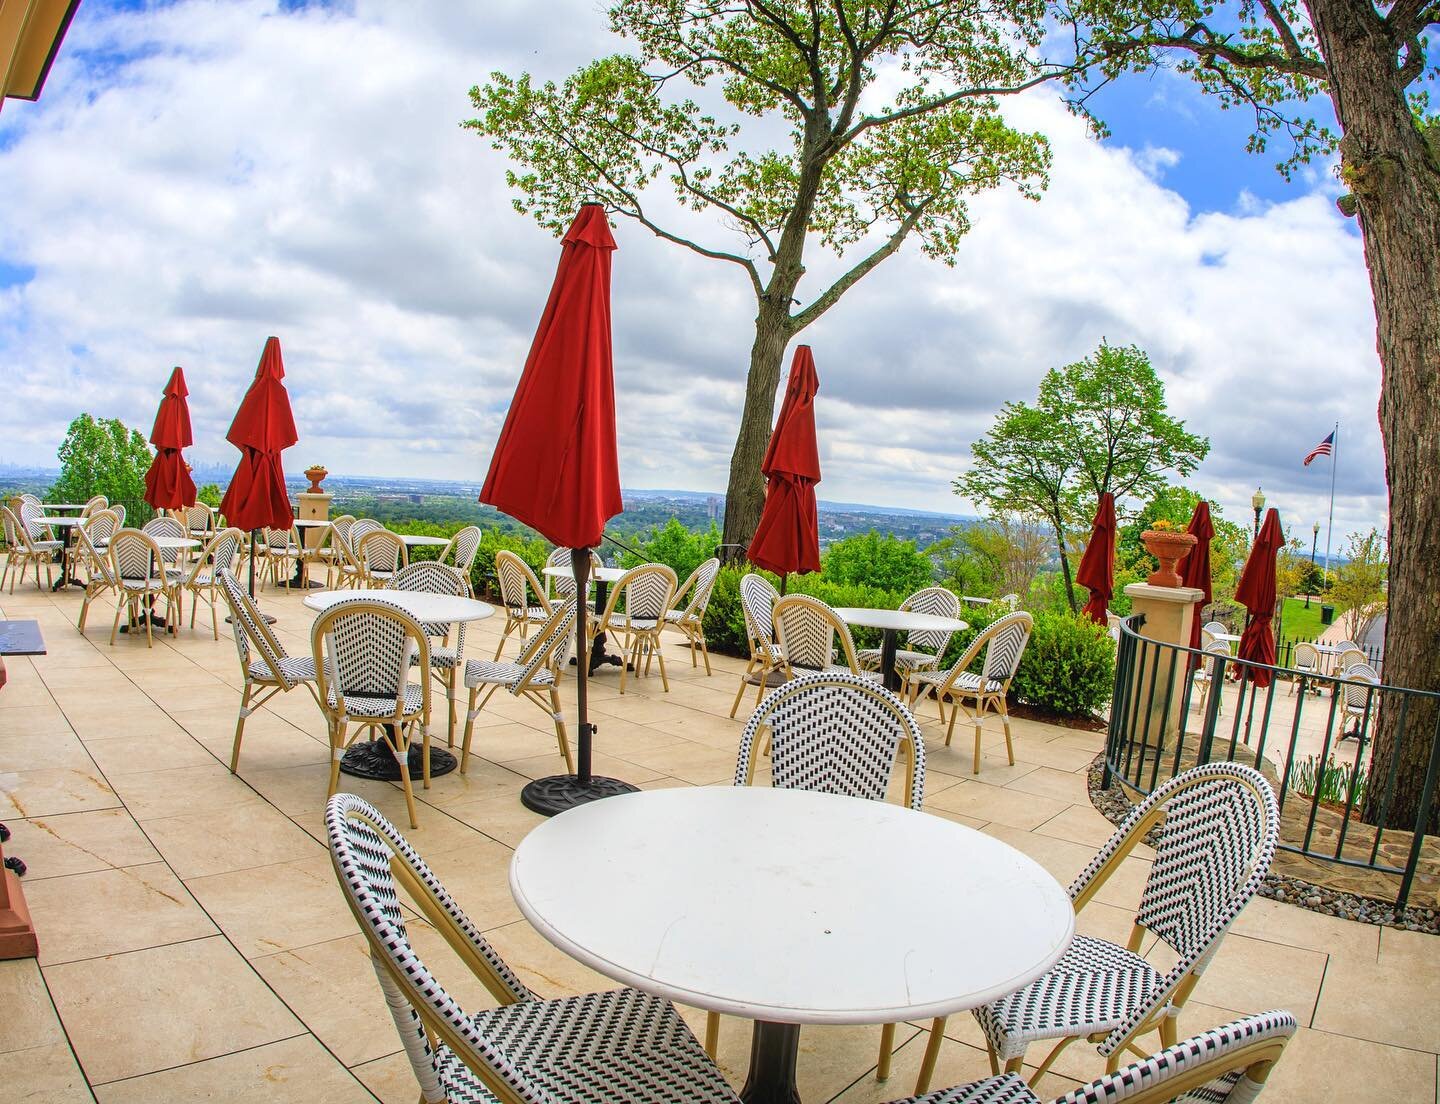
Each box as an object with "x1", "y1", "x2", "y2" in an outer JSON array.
[
  {"x1": 930, "y1": 514, "x2": 1050, "y2": 599},
  {"x1": 822, "y1": 530, "x2": 933, "y2": 594},
  {"x1": 1330, "y1": 528, "x2": 1388, "y2": 643},
  {"x1": 196, "y1": 483, "x2": 223, "y2": 509},
  {"x1": 49, "y1": 414, "x2": 154, "y2": 526},
  {"x1": 957, "y1": 341, "x2": 1209, "y2": 611}
]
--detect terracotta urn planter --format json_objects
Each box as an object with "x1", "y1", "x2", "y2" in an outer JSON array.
[
  {"x1": 303, "y1": 465, "x2": 329, "y2": 494},
  {"x1": 1141, "y1": 529, "x2": 1198, "y2": 588}
]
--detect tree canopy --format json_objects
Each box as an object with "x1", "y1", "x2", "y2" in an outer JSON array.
[
  {"x1": 957, "y1": 341, "x2": 1209, "y2": 610},
  {"x1": 50, "y1": 414, "x2": 154, "y2": 526}
]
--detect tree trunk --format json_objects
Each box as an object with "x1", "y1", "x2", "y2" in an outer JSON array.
[
  {"x1": 1054, "y1": 514, "x2": 1078, "y2": 613},
  {"x1": 721, "y1": 301, "x2": 795, "y2": 559},
  {"x1": 1302, "y1": 0, "x2": 1440, "y2": 832}
]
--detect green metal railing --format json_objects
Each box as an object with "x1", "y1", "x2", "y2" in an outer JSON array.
[{"x1": 1103, "y1": 615, "x2": 1440, "y2": 909}]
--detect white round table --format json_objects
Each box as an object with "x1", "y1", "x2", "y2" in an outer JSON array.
[
  {"x1": 833, "y1": 607, "x2": 968, "y2": 692},
  {"x1": 511, "y1": 787, "x2": 1073, "y2": 1103},
  {"x1": 293, "y1": 518, "x2": 331, "y2": 527},
  {"x1": 398, "y1": 533, "x2": 450, "y2": 548},
  {"x1": 542, "y1": 564, "x2": 629, "y2": 673},
  {"x1": 37, "y1": 517, "x2": 85, "y2": 591}
]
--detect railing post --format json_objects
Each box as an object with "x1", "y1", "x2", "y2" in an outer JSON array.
[
  {"x1": 1103, "y1": 616, "x2": 1142, "y2": 791},
  {"x1": 1122, "y1": 582, "x2": 1205, "y2": 757}
]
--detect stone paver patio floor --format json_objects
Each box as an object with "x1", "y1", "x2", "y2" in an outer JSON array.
[{"x1": 1, "y1": 579, "x2": 1436, "y2": 1103}]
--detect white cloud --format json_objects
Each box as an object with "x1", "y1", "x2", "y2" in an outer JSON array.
[{"x1": 0, "y1": 0, "x2": 1386, "y2": 545}]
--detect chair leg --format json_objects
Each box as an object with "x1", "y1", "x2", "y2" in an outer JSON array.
[
  {"x1": 459, "y1": 685, "x2": 481, "y2": 773},
  {"x1": 729, "y1": 660, "x2": 757, "y2": 718},
  {"x1": 109, "y1": 599, "x2": 124, "y2": 645},
  {"x1": 445, "y1": 668, "x2": 458, "y2": 749},
  {"x1": 328, "y1": 725, "x2": 345, "y2": 797},
  {"x1": 915, "y1": 1017, "x2": 947, "y2": 1095},
  {"x1": 392, "y1": 727, "x2": 420, "y2": 829},
  {"x1": 421, "y1": 722, "x2": 432, "y2": 790},
  {"x1": 699, "y1": 636, "x2": 712, "y2": 676},
  {"x1": 974, "y1": 717, "x2": 984, "y2": 775},
  {"x1": 549, "y1": 687, "x2": 573, "y2": 773},
  {"x1": 230, "y1": 684, "x2": 252, "y2": 773},
  {"x1": 944, "y1": 697, "x2": 959, "y2": 746},
  {"x1": 655, "y1": 638, "x2": 669, "y2": 692},
  {"x1": 704, "y1": 1011, "x2": 720, "y2": 1059},
  {"x1": 998, "y1": 698, "x2": 1016, "y2": 765},
  {"x1": 877, "y1": 1022, "x2": 896, "y2": 1081}
]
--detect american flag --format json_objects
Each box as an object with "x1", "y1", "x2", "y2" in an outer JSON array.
[{"x1": 1303, "y1": 432, "x2": 1334, "y2": 466}]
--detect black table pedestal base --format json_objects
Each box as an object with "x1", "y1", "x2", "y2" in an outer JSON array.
[
  {"x1": 740, "y1": 1021, "x2": 802, "y2": 1104},
  {"x1": 339, "y1": 740, "x2": 458, "y2": 781},
  {"x1": 520, "y1": 774, "x2": 638, "y2": 816}
]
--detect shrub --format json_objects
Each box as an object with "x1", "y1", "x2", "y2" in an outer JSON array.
[
  {"x1": 821, "y1": 530, "x2": 934, "y2": 593},
  {"x1": 702, "y1": 565, "x2": 749, "y2": 655},
  {"x1": 1010, "y1": 610, "x2": 1114, "y2": 718},
  {"x1": 617, "y1": 518, "x2": 719, "y2": 582}
]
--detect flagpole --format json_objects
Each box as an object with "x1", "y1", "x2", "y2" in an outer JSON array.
[{"x1": 1323, "y1": 421, "x2": 1338, "y2": 584}]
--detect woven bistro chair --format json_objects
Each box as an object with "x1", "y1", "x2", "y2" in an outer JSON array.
[
  {"x1": 331, "y1": 517, "x2": 374, "y2": 589},
  {"x1": 1334, "y1": 646, "x2": 1368, "y2": 676},
  {"x1": 898, "y1": 1011, "x2": 1296, "y2": 1104},
  {"x1": 493, "y1": 549, "x2": 553, "y2": 659},
  {"x1": 910, "y1": 763, "x2": 1279, "y2": 1097},
  {"x1": 1192, "y1": 640, "x2": 1235, "y2": 717},
  {"x1": 75, "y1": 521, "x2": 119, "y2": 634},
  {"x1": 316, "y1": 514, "x2": 356, "y2": 587},
  {"x1": 81, "y1": 507, "x2": 119, "y2": 558},
  {"x1": 218, "y1": 570, "x2": 319, "y2": 773},
  {"x1": 1, "y1": 504, "x2": 60, "y2": 592},
  {"x1": 181, "y1": 502, "x2": 215, "y2": 540},
  {"x1": 857, "y1": 586, "x2": 962, "y2": 680},
  {"x1": 592, "y1": 563, "x2": 678, "y2": 694},
  {"x1": 460, "y1": 600, "x2": 578, "y2": 775},
  {"x1": 773, "y1": 593, "x2": 878, "y2": 682},
  {"x1": 1289, "y1": 641, "x2": 1321, "y2": 695},
  {"x1": 713, "y1": 671, "x2": 925, "y2": 1070},
  {"x1": 1336, "y1": 664, "x2": 1381, "y2": 741},
  {"x1": 19, "y1": 498, "x2": 56, "y2": 545},
  {"x1": 258, "y1": 525, "x2": 302, "y2": 589},
  {"x1": 440, "y1": 525, "x2": 482, "y2": 583},
  {"x1": 109, "y1": 528, "x2": 180, "y2": 647},
  {"x1": 544, "y1": 545, "x2": 582, "y2": 602},
  {"x1": 142, "y1": 514, "x2": 191, "y2": 581},
  {"x1": 730, "y1": 573, "x2": 783, "y2": 717},
  {"x1": 325, "y1": 793, "x2": 742, "y2": 1104},
  {"x1": 388, "y1": 560, "x2": 472, "y2": 746},
  {"x1": 906, "y1": 611, "x2": 1033, "y2": 776},
  {"x1": 356, "y1": 528, "x2": 407, "y2": 589},
  {"x1": 182, "y1": 528, "x2": 245, "y2": 639},
  {"x1": 313, "y1": 596, "x2": 433, "y2": 828},
  {"x1": 80, "y1": 494, "x2": 109, "y2": 518},
  {"x1": 662, "y1": 556, "x2": 720, "y2": 675},
  {"x1": 13, "y1": 501, "x2": 62, "y2": 590}
]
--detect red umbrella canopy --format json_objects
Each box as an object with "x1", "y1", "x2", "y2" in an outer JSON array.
[
  {"x1": 1075, "y1": 492, "x2": 1117, "y2": 626},
  {"x1": 1182, "y1": 500, "x2": 1215, "y2": 654},
  {"x1": 1235, "y1": 508, "x2": 1283, "y2": 687},
  {"x1": 219, "y1": 337, "x2": 298, "y2": 532},
  {"x1": 480, "y1": 205, "x2": 622, "y2": 550},
  {"x1": 143, "y1": 366, "x2": 197, "y2": 510},
  {"x1": 747, "y1": 345, "x2": 821, "y2": 576}
]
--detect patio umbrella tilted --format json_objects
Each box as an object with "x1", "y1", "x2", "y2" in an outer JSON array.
[
  {"x1": 1182, "y1": 500, "x2": 1215, "y2": 659},
  {"x1": 1075, "y1": 492, "x2": 1117, "y2": 627},
  {"x1": 747, "y1": 344, "x2": 822, "y2": 592},
  {"x1": 143, "y1": 366, "x2": 198, "y2": 512},
  {"x1": 219, "y1": 337, "x2": 298, "y2": 599},
  {"x1": 480, "y1": 203, "x2": 628, "y2": 816},
  {"x1": 1235, "y1": 508, "x2": 1283, "y2": 688}
]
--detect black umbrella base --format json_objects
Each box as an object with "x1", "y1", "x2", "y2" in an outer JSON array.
[
  {"x1": 520, "y1": 774, "x2": 639, "y2": 816},
  {"x1": 339, "y1": 740, "x2": 459, "y2": 781}
]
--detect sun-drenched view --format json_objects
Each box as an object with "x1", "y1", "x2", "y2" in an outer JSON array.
[{"x1": 1, "y1": 1, "x2": 1436, "y2": 1102}]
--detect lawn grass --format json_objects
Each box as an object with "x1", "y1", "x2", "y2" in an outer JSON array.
[{"x1": 1278, "y1": 595, "x2": 1329, "y2": 642}]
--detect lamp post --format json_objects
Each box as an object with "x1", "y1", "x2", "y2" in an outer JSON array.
[
  {"x1": 1307, "y1": 521, "x2": 1320, "y2": 607},
  {"x1": 1251, "y1": 486, "x2": 1266, "y2": 540}
]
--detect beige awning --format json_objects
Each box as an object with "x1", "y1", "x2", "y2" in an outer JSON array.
[{"x1": 1, "y1": 0, "x2": 80, "y2": 110}]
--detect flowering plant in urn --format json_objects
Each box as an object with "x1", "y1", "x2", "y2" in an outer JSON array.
[{"x1": 1140, "y1": 518, "x2": 1197, "y2": 587}]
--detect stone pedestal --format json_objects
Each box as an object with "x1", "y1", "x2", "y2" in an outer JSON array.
[
  {"x1": 297, "y1": 492, "x2": 333, "y2": 550},
  {"x1": 0, "y1": 839, "x2": 37, "y2": 959},
  {"x1": 1123, "y1": 583, "x2": 1205, "y2": 748}
]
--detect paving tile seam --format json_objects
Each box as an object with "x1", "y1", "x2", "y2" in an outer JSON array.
[{"x1": 80, "y1": 1030, "x2": 329, "y2": 1090}]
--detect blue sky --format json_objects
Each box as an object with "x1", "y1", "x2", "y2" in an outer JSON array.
[{"x1": 0, "y1": 0, "x2": 1392, "y2": 541}]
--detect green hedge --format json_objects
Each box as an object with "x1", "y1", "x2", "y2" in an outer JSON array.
[
  {"x1": 1010, "y1": 610, "x2": 1114, "y2": 718},
  {"x1": 387, "y1": 520, "x2": 548, "y2": 599}
]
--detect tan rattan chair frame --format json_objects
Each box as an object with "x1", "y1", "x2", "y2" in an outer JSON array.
[
  {"x1": 591, "y1": 562, "x2": 678, "y2": 694},
  {"x1": 772, "y1": 593, "x2": 867, "y2": 677},
  {"x1": 75, "y1": 521, "x2": 118, "y2": 634},
  {"x1": 460, "y1": 600, "x2": 577, "y2": 776},
  {"x1": 356, "y1": 529, "x2": 408, "y2": 589},
  {"x1": 730, "y1": 573, "x2": 782, "y2": 718},
  {"x1": 109, "y1": 528, "x2": 181, "y2": 648},
  {"x1": 663, "y1": 557, "x2": 720, "y2": 676},
  {"x1": 493, "y1": 549, "x2": 553, "y2": 659},
  {"x1": 2, "y1": 503, "x2": 57, "y2": 592},
  {"x1": 905, "y1": 611, "x2": 1033, "y2": 775},
  {"x1": 183, "y1": 527, "x2": 245, "y2": 639},
  {"x1": 312, "y1": 599, "x2": 433, "y2": 828}
]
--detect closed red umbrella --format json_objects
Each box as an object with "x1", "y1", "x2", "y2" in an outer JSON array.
[
  {"x1": 480, "y1": 204, "x2": 627, "y2": 815},
  {"x1": 1075, "y1": 492, "x2": 1116, "y2": 626},
  {"x1": 1235, "y1": 508, "x2": 1282, "y2": 688},
  {"x1": 143, "y1": 366, "x2": 197, "y2": 511},
  {"x1": 220, "y1": 337, "x2": 298, "y2": 599},
  {"x1": 1182, "y1": 500, "x2": 1214, "y2": 657},
  {"x1": 747, "y1": 345, "x2": 821, "y2": 587}
]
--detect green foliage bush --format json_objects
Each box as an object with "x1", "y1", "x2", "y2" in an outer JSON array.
[
  {"x1": 1010, "y1": 610, "x2": 1114, "y2": 718},
  {"x1": 196, "y1": 483, "x2": 223, "y2": 508},
  {"x1": 50, "y1": 413, "x2": 155, "y2": 526},
  {"x1": 617, "y1": 518, "x2": 719, "y2": 582},
  {"x1": 821, "y1": 530, "x2": 934, "y2": 594}
]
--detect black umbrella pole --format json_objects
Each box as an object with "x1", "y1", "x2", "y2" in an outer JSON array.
[{"x1": 573, "y1": 545, "x2": 593, "y2": 784}]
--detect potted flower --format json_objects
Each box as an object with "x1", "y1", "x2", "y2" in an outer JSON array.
[
  {"x1": 303, "y1": 464, "x2": 329, "y2": 493},
  {"x1": 1140, "y1": 518, "x2": 1198, "y2": 588}
]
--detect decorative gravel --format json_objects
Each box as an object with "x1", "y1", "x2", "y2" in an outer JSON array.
[{"x1": 1086, "y1": 755, "x2": 1440, "y2": 936}]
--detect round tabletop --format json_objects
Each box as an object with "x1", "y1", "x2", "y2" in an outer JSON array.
[
  {"x1": 302, "y1": 589, "x2": 495, "y2": 623},
  {"x1": 398, "y1": 534, "x2": 449, "y2": 547},
  {"x1": 293, "y1": 518, "x2": 332, "y2": 528},
  {"x1": 510, "y1": 787, "x2": 1073, "y2": 1025},
  {"x1": 41, "y1": 503, "x2": 87, "y2": 511},
  {"x1": 36, "y1": 516, "x2": 84, "y2": 527},
  {"x1": 542, "y1": 564, "x2": 627, "y2": 583},
  {"x1": 833, "y1": 607, "x2": 969, "y2": 635},
  {"x1": 149, "y1": 536, "x2": 201, "y2": 550}
]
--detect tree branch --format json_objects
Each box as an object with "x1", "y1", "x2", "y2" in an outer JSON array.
[
  {"x1": 1120, "y1": 30, "x2": 1326, "y2": 80},
  {"x1": 789, "y1": 203, "x2": 926, "y2": 330},
  {"x1": 1256, "y1": 0, "x2": 1308, "y2": 61}
]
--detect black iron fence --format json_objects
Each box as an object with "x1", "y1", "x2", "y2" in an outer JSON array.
[
  {"x1": 1273, "y1": 630, "x2": 1383, "y2": 673},
  {"x1": 1103, "y1": 615, "x2": 1440, "y2": 909}
]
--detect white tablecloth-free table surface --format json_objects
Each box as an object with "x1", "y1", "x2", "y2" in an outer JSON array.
[
  {"x1": 542, "y1": 564, "x2": 627, "y2": 584},
  {"x1": 832, "y1": 606, "x2": 969, "y2": 636},
  {"x1": 398, "y1": 533, "x2": 449, "y2": 548},
  {"x1": 301, "y1": 590, "x2": 494, "y2": 623},
  {"x1": 36, "y1": 516, "x2": 83, "y2": 528},
  {"x1": 510, "y1": 786, "x2": 1073, "y2": 1025}
]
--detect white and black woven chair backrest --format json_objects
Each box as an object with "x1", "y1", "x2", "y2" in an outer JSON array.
[
  {"x1": 736, "y1": 672, "x2": 925, "y2": 810},
  {"x1": 359, "y1": 530, "x2": 404, "y2": 573},
  {"x1": 85, "y1": 509, "x2": 119, "y2": 547},
  {"x1": 206, "y1": 529, "x2": 245, "y2": 577},
  {"x1": 18, "y1": 499, "x2": 49, "y2": 541},
  {"x1": 325, "y1": 794, "x2": 539, "y2": 1103},
  {"x1": 740, "y1": 573, "x2": 779, "y2": 647},
  {"x1": 0, "y1": 504, "x2": 18, "y2": 546},
  {"x1": 514, "y1": 600, "x2": 578, "y2": 692},
  {"x1": 496, "y1": 550, "x2": 541, "y2": 616},
  {"x1": 980, "y1": 612, "x2": 1033, "y2": 683},
  {"x1": 319, "y1": 598, "x2": 421, "y2": 714},
  {"x1": 112, "y1": 503, "x2": 126, "y2": 526},
  {"x1": 1050, "y1": 1010, "x2": 1296, "y2": 1104},
  {"x1": 1203, "y1": 621, "x2": 1227, "y2": 636},
  {"x1": 389, "y1": 561, "x2": 467, "y2": 637},
  {"x1": 83, "y1": 493, "x2": 108, "y2": 513},
  {"x1": 143, "y1": 515, "x2": 187, "y2": 564},
  {"x1": 1341, "y1": 667, "x2": 1379, "y2": 711},
  {"x1": 347, "y1": 518, "x2": 381, "y2": 550},
  {"x1": 446, "y1": 525, "x2": 482, "y2": 573},
  {"x1": 76, "y1": 523, "x2": 115, "y2": 584},
  {"x1": 112, "y1": 529, "x2": 160, "y2": 581},
  {"x1": 546, "y1": 545, "x2": 582, "y2": 599},
  {"x1": 1292, "y1": 642, "x2": 1319, "y2": 669},
  {"x1": 775, "y1": 594, "x2": 848, "y2": 671},
  {"x1": 265, "y1": 526, "x2": 294, "y2": 550},
  {"x1": 330, "y1": 515, "x2": 357, "y2": 549},
  {"x1": 678, "y1": 557, "x2": 721, "y2": 620},
  {"x1": 184, "y1": 503, "x2": 212, "y2": 531},
  {"x1": 619, "y1": 564, "x2": 675, "y2": 621},
  {"x1": 902, "y1": 586, "x2": 961, "y2": 653},
  {"x1": 218, "y1": 569, "x2": 298, "y2": 686}
]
